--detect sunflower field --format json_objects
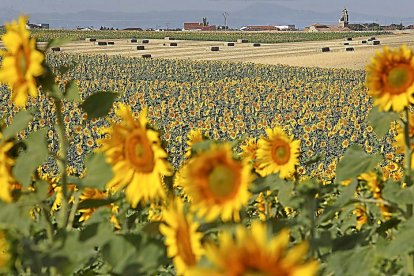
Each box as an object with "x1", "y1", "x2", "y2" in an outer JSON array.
[{"x1": 1, "y1": 15, "x2": 414, "y2": 276}]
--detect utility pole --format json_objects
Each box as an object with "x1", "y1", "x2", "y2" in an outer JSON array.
[{"x1": 223, "y1": 12, "x2": 229, "y2": 29}]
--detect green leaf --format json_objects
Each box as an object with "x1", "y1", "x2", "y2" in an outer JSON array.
[
  {"x1": 82, "y1": 153, "x2": 113, "y2": 189},
  {"x1": 335, "y1": 144, "x2": 382, "y2": 182},
  {"x1": 326, "y1": 246, "x2": 376, "y2": 275},
  {"x1": 367, "y1": 106, "x2": 399, "y2": 139},
  {"x1": 64, "y1": 80, "x2": 81, "y2": 102},
  {"x1": 80, "y1": 92, "x2": 118, "y2": 120},
  {"x1": 13, "y1": 128, "x2": 49, "y2": 187},
  {"x1": 46, "y1": 38, "x2": 72, "y2": 49},
  {"x1": 2, "y1": 110, "x2": 33, "y2": 140},
  {"x1": 382, "y1": 182, "x2": 414, "y2": 205},
  {"x1": 382, "y1": 217, "x2": 414, "y2": 258}
]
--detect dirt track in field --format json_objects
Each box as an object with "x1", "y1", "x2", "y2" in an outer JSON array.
[{"x1": 3, "y1": 31, "x2": 414, "y2": 69}]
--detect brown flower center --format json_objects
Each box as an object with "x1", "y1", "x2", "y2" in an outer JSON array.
[
  {"x1": 384, "y1": 64, "x2": 414, "y2": 94},
  {"x1": 271, "y1": 140, "x2": 291, "y2": 165},
  {"x1": 207, "y1": 164, "x2": 239, "y2": 200},
  {"x1": 176, "y1": 222, "x2": 196, "y2": 266},
  {"x1": 16, "y1": 45, "x2": 29, "y2": 77},
  {"x1": 125, "y1": 129, "x2": 155, "y2": 173}
]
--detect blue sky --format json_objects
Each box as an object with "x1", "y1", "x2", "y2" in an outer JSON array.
[{"x1": 1, "y1": 0, "x2": 412, "y2": 17}]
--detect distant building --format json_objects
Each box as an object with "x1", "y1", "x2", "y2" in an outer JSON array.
[
  {"x1": 123, "y1": 27, "x2": 143, "y2": 31},
  {"x1": 183, "y1": 22, "x2": 216, "y2": 31},
  {"x1": 76, "y1": 27, "x2": 94, "y2": 31},
  {"x1": 339, "y1": 8, "x2": 349, "y2": 28},
  {"x1": 407, "y1": 25, "x2": 414, "y2": 29},
  {"x1": 305, "y1": 24, "x2": 351, "y2": 32},
  {"x1": 275, "y1": 25, "x2": 296, "y2": 31},
  {"x1": 26, "y1": 21, "x2": 49, "y2": 29}
]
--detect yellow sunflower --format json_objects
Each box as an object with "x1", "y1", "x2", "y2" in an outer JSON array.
[
  {"x1": 0, "y1": 231, "x2": 10, "y2": 270},
  {"x1": 366, "y1": 45, "x2": 414, "y2": 112},
  {"x1": 393, "y1": 111, "x2": 414, "y2": 168},
  {"x1": 353, "y1": 205, "x2": 368, "y2": 230},
  {"x1": 180, "y1": 143, "x2": 252, "y2": 222},
  {"x1": 159, "y1": 199, "x2": 204, "y2": 275},
  {"x1": 256, "y1": 127, "x2": 300, "y2": 178},
  {"x1": 240, "y1": 137, "x2": 259, "y2": 169},
  {"x1": 0, "y1": 15, "x2": 44, "y2": 107},
  {"x1": 190, "y1": 222, "x2": 319, "y2": 276},
  {"x1": 0, "y1": 135, "x2": 16, "y2": 203},
  {"x1": 185, "y1": 129, "x2": 204, "y2": 159},
  {"x1": 98, "y1": 103, "x2": 172, "y2": 207}
]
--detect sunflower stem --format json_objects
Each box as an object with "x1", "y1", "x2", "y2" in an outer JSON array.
[
  {"x1": 53, "y1": 98, "x2": 70, "y2": 229},
  {"x1": 66, "y1": 191, "x2": 80, "y2": 231},
  {"x1": 403, "y1": 108, "x2": 413, "y2": 218}
]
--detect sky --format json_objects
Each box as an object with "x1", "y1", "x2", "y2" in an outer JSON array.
[{"x1": 1, "y1": 0, "x2": 412, "y2": 18}]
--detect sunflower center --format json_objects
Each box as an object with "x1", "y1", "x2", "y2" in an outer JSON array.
[
  {"x1": 125, "y1": 129, "x2": 155, "y2": 173},
  {"x1": 385, "y1": 64, "x2": 414, "y2": 94},
  {"x1": 271, "y1": 140, "x2": 291, "y2": 165},
  {"x1": 208, "y1": 164, "x2": 236, "y2": 199},
  {"x1": 16, "y1": 46, "x2": 28, "y2": 76},
  {"x1": 176, "y1": 223, "x2": 196, "y2": 266}
]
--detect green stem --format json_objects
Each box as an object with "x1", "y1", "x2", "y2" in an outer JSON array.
[
  {"x1": 41, "y1": 205, "x2": 54, "y2": 243},
  {"x1": 53, "y1": 98, "x2": 70, "y2": 228},
  {"x1": 403, "y1": 108, "x2": 413, "y2": 218},
  {"x1": 66, "y1": 191, "x2": 80, "y2": 231}
]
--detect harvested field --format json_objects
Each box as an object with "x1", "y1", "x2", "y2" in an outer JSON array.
[{"x1": 5, "y1": 32, "x2": 412, "y2": 70}]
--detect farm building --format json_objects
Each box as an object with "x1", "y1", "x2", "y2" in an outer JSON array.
[
  {"x1": 183, "y1": 22, "x2": 216, "y2": 31},
  {"x1": 305, "y1": 8, "x2": 351, "y2": 32},
  {"x1": 26, "y1": 22, "x2": 49, "y2": 29},
  {"x1": 275, "y1": 25, "x2": 296, "y2": 31},
  {"x1": 240, "y1": 26, "x2": 278, "y2": 31}
]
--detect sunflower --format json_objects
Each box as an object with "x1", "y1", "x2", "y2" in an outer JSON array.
[
  {"x1": 240, "y1": 137, "x2": 258, "y2": 168},
  {"x1": 256, "y1": 127, "x2": 300, "y2": 178},
  {"x1": 190, "y1": 222, "x2": 319, "y2": 276},
  {"x1": 0, "y1": 231, "x2": 10, "y2": 270},
  {"x1": 185, "y1": 129, "x2": 204, "y2": 159},
  {"x1": 159, "y1": 199, "x2": 204, "y2": 275},
  {"x1": 180, "y1": 143, "x2": 252, "y2": 222},
  {"x1": 0, "y1": 135, "x2": 16, "y2": 203},
  {"x1": 98, "y1": 103, "x2": 172, "y2": 207},
  {"x1": 366, "y1": 45, "x2": 414, "y2": 112},
  {"x1": 353, "y1": 205, "x2": 368, "y2": 230},
  {"x1": 0, "y1": 15, "x2": 44, "y2": 107}
]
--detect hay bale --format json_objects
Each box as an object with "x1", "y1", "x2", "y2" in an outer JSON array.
[
  {"x1": 137, "y1": 45, "x2": 145, "y2": 50},
  {"x1": 372, "y1": 40, "x2": 381, "y2": 45},
  {"x1": 97, "y1": 42, "x2": 107, "y2": 46},
  {"x1": 108, "y1": 41, "x2": 115, "y2": 45},
  {"x1": 343, "y1": 42, "x2": 350, "y2": 45},
  {"x1": 370, "y1": 37, "x2": 376, "y2": 41},
  {"x1": 211, "y1": 46, "x2": 219, "y2": 51},
  {"x1": 142, "y1": 39, "x2": 149, "y2": 44},
  {"x1": 165, "y1": 37, "x2": 175, "y2": 40},
  {"x1": 362, "y1": 40, "x2": 367, "y2": 44},
  {"x1": 51, "y1": 47, "x2": 61, "y2": 52},
  {"x1": 346, "y1": 37, "x2": 353, "y2": 41},
  {"x1": 86, "y1": 38, "x2": 96, "y2": 42},
  {"x1": 226, "y1": 42, "x2": 235, "y2": 46},
  {"x1": 169, "y1": 42, "x2": 178, "y2": 47},
  {"x1": 346, "y1": 47, "x2": 355, "y2": 52},
  {"x1": 321, "y1": 47, "x2": 330, "y2": 52},
  {"x1": 253, "y1": 43, "x2": 261, "y2": 47},
  {"x1": 142, "y1": 54, "x2": 152, "y2": 58},
  {"x1": 237, "y1": 39, "x2": 248, "y2": 43},
  {"x1": 130, "y1": 39, "x2": 137, "y2": 43}
]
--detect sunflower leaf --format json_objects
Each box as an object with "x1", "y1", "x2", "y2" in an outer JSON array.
[
  {"x1": 64, "y1": 80, "x2": 81, "y2": 102},
  {"x1": 13, "y1": 128, "x2": 49, "y2": 187},
  {"x1": 367, "y1": 106, "x2": 399, "y2": 139},
  {"x1": 2, "y1": 110, "x2": 33, "y2": 140},
  {"x1": 81, "y1": 92, "x2": 118, "y2": 120},
  {"x1": 335, "y1": 144, "x2": 382, "y2": 182},
  {"x1": 82, "y1": 153, "x2": 113, "y2": 189}
]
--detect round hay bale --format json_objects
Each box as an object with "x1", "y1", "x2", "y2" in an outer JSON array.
[
  {"x1": 165, "y1": 37, "x2": 175, "y2": 40},
  {"x1": 142, "y1": 54, "x2": 152, "y2": 58},
  {"x1": 211, "y1": 46, "x2": 219, "y2": 51},
  {"x1": 362, "y1": 40, "x2": 367, "y2": 44},
  {"x1": 130, "y1": 39, "x2": 138, "y2": 43},
  {"x1": 372, "y1": 40, "x2": 381, "y2": 45},
  {"x1": 321, "y1": 47, "x2": 330, "y2": 52},
  {"x1": 97, "y1": 42, "x2": 107, "y2": 46},
  {"x1": 108, "y1": 41, "x2": 115, "y2": 45},
  {"x1": 237, "y1": 39, "x2": 248, "y2": 43},
  {"x1": 370, "y1": 37, "x2": 376, "y2": 40},
  {"x1": 86, "y1": 38, "x2": 96, "y2": 42},
  {"x1": 346, "y1": 47, "x2": 355, "y2": 52},
  {"x1": 226, "y1": 42, "x2": 235, "y2": 46},
  {"x1": 253, "y1": 43, "x2": 261, "y2": 47},
  {"x1": 343, "y1": 42, "x2": 350, "y2": 45},
  {"x1": 142, "y1": 39, "x2": 149, "y2": 44},
  {"x1": 137, "y1": 45, "x2": 145, "y2": 50},
  {"x1": 169, "y1": 42, "x2": 178, "y2": 47},
  {"x1": 51, "y1": 47, "x2": 61, "y2": 52},
  {"x1": 346, "y1": 37, "x2": 353, "y2": 41}
]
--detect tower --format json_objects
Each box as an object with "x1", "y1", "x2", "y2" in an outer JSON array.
[{"x1": 339, "y1": 8, "x2": 349, "y2": 28}]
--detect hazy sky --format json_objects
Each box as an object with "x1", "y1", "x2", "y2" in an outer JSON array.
[{"x1": 0, "y1": 0, "x2": 412, "y2": 18}]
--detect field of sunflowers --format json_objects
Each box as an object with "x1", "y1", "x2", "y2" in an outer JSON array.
[
  {"x1": 1, "y1": 16, "x2": 414, "y2": 276},
  {"x1": 0, "y1": 28, "x2": 387, "y2": 44}
]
